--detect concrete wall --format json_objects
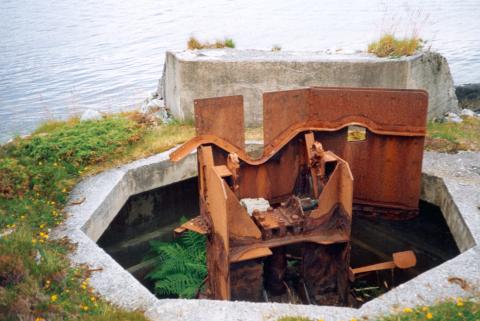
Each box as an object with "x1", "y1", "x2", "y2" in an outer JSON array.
[{"x1": 161, "y1": 50, "x2": 458, "y2": 126}]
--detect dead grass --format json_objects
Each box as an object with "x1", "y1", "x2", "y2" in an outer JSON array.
[
  {"x1": 425, "y1": 117, "x2": 480, "y2": 153},
  {"x1": 187, "y1": 36, "x2": 235, "y2": 50},
  {"x1": 368, "y1": 34, "x2": 422, "y2": 57}
]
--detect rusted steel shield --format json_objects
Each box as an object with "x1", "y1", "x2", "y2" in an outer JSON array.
[
  {"x1": 173, "y1": 87, "x2": 428, "y2": 216},
  {"x1": 263, "y1": 87, "x2": 428, "y2": 212}
]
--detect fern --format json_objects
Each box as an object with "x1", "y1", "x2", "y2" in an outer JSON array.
[{"x1": 146, "y1": 231, "x2": 206, "y2": 298}]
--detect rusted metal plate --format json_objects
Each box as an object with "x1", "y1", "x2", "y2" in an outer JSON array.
[{"x1": 194, "y1": 95, "x2": 245, "y2": 150}]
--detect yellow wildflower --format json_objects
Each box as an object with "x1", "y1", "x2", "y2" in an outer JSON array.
[
  {"x1": 20, "y1": 215, "x2": 25, "y2": 220},
  {"x1": 426, "y1": 312, "x2": 433, "y2": 319},
  {"x1": 51, "y1": 294, "x2": 58, "y2": 302},
  {"x1": 39, "y1": 224, "x2": 45, "y2": 229},
  {"x1": 32, "y1": 238, "x2": 37, "y2": 244},
  {"x1": 422, "y1": 306, "x2": 428, "y2": 312},
  {"x1": 456, "y1": 298, "x2": 464, "y2": 307},
  {"x1": 403, "y1": 307, "x2": 413, "y2": 313},
  {"x1": 90, "y1": 296, "x2": 96, "y2": 302},
  {"x1": 83, "y1": 305, "x2": 89, "y2": 311},
  {"x1": 35, "y1": 317, "x2": 45, "y2": 321}
]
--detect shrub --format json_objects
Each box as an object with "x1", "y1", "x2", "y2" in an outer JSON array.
[
  {"x1": 0, "y1": 158, "x2": 30, "y2": 199},
  {"x1": 147, "y1": 231, "x2": 206, "y2": 298},
  {"x1": 368, "y1": 34, "x2": 423, "y2": 58}
]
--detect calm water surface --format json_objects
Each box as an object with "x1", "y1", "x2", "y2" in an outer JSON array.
[{"x1": 1, "y1": 0, "x2": 479, "y2": 141}]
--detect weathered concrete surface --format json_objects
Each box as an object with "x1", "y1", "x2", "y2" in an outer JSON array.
[
  {"x1": 54, "y1": 149, "x2": 479, "y2": 321},
  {"x1": 161, "y1": 50, "x2": 458, "y2": 125},
  {"x1": 53, "y1": 149, "x2": 197, "y2": 311}
]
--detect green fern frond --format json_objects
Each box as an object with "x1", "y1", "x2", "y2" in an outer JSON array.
[{"x1": 147, "y1": 231, "x2": 206, "y2": 299}]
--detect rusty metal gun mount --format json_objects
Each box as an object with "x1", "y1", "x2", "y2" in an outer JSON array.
[{"x1": 170, "y1": 87, "x2": 428, "y2": 305}]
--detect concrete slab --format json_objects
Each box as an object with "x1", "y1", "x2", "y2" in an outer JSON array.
[
  {"x1": 54, "y1": 149, "x2": 480, "y2": 321},
  {"x1": 161, "y1": 50, "x2": 459, "y2": 125}
]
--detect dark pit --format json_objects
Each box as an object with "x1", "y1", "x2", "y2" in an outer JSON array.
[{"x1": 97, "y1": 178, "x2": 460, "y2": 306}]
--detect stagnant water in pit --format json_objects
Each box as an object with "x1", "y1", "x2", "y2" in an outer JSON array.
[{"x1": 97, "y1": 178, "x2": 460, "y2": 306}]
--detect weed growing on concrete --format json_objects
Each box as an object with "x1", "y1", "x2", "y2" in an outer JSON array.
[
  {"x1": 187, "y1": 36, "x2": 235, "y2": 49},
  {"x1": 368, "y1": 34, "x2": 423, "y2": 57},
  {"x1": 271, "y1": 45, "x2": 282, "y2": 52}
]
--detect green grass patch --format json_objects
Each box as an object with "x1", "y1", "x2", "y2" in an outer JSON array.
[
  {"x1": 368, "y1": 34, "x2": 423, "y2": 58},
  {"x1": 426, "y1": 116, "x2": 480, "y2": 153}
]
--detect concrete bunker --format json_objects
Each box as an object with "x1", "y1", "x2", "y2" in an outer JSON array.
[{"x1": 92, "y1": 90, "x2": 470, "y2": 305}]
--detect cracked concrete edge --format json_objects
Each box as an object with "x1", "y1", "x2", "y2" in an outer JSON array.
[{"x1": 53, "y1": 149, "x2": 480, "y2": 321}]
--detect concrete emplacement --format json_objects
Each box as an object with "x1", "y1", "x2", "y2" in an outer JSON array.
[{"x1": 53, "y1": 146, "x2": 480, "y2": 321}]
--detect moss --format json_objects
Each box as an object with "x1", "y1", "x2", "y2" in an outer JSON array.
[{"x1": 368, "y1": 34, "x2": 423, "y2": 58}]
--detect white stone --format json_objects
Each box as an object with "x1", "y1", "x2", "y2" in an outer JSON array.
[
  {"x1": 445, "y1": 112, "x2": 463, "y2": 123},
  {"x1": 240, "y1": 198, "x2": 271, "y2": 216},
  {"x1": 80, "y1": 109, "x2": 102, "y2": 122},
  {"x1": 461, "y1": 108, "x2": 477, "y2": 117}
]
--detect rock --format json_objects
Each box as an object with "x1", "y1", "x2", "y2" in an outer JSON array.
[
  {"x1": 80, "y1": 109, "x2": 102, "y2": 122},
  {"x1": 460, "y1": 108, "x2": 477, "y2": 117},
  {"x1": 444, "y1": 112, "x2": 463, "y2": 123},
  {"x1": 455, "y1": 83, "x2": 480, "y2": 112}
]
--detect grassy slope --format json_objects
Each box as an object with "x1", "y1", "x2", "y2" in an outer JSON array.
[
  {"x1": 278, "y1": 298, "x2": 480, "y2": 321},
  {"x1": 0, "y1": 112, "x2": 478, "y2": 320}
]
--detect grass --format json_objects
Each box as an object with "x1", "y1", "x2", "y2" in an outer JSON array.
[
  {"x1": 0, "y1": 113, "x2": 200, "y2": 320},
  {"x1": 425, "y1": 116, "x2": 480, "y2": 153},
  {"x1": 277, "y1": 298, "x2": 480, "y2": 321},
  {"x1": 187, "y1": 36, "x2": 235, "y2": 50},
  {"x1": 368, "y1": 34, "x2": 423, "y2": 58}
]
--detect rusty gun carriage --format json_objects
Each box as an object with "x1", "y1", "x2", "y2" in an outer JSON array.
[{"x1": 170, "y1": 87, "x2": 428, "y2": 304}]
